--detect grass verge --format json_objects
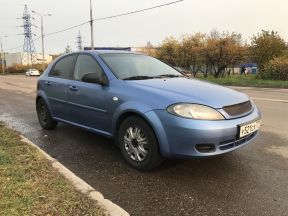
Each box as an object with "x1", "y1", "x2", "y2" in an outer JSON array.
[
  {"x1": 197, "y1": 74, "x2": 288, "y2": 88},
  {"x1": 0, "y1": 123, "x2": 103, "y2": 216}
]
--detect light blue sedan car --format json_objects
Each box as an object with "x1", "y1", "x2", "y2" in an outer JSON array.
[{"x1": 36, "y1": 51, "x2": 261, "y2": 170}]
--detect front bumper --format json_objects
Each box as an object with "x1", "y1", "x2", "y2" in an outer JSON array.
[{"x1": 145, "y1": 105, "x2": 261, "y2": 158}]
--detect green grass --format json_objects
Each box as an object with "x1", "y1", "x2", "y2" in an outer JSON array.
[
  {"x1": 197, "y1": 74, "x2": 288, "y2": 88},
  {"x1": 0, "y1": 123, "x2": 103, "y2": 216}
]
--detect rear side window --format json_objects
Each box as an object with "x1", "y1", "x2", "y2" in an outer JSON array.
[
  {"x1": 74, "y1": 54, "x2": 104, "y2": 81},
  {"x1": 50, "y1": 54, "x2": 77, "y2": 79}
]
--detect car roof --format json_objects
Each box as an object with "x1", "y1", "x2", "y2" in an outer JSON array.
[
  {"x1": 53, "y1": 50, "x2": 145, "y2": 64},
  {"x1": 81, "y1": 50, "x2": 142, "y2": 55}
]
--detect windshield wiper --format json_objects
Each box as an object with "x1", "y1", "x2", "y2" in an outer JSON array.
[
  {"x1": 153, "y1": 74, "x2": 184, "y2": 78},
  {"x1": 123, "y1": 75, "x2": 154, "y2": 80},
  {"x1": 123, "y1": 74, "x2": 184, "y2": 80}
]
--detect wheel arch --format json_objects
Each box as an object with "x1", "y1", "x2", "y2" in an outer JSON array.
[
  {"x1": 36, "y1": 91, "x2": 54, "y2": 117},
  {"x1": 114, "y1": 109, "x2": 171, "y2": 158},
  {"x1": 115, "y1": 111, "x2": 150, "y2": 136}
]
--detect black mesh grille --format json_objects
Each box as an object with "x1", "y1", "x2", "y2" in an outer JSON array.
[{"x1": 223, "y1": 100, "x2": 252, "y2": 116}]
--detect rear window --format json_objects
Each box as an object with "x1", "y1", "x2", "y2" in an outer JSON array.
[{"x1": 50, "y1": 54, "x2": 77, "y2": 79}]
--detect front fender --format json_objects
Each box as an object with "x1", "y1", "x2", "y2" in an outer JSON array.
[
  {"x1": 143, "y1": 110, "x2": 170, "y2": 157},
  {"x1": 111, "y1": 101, "x2": 153, "y2": 134},
  {"x1": 111, "y1": 102, "x2": 170, "y2": 157}
]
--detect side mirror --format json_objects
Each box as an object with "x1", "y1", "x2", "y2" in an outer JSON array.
[{"x1": 82, "y1": 73, "x2": 109, "y2": 86}]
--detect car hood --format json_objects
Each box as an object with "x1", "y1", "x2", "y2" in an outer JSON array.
[{"x1": 126, "y1": 78, "x2": 249, "y2": 108}]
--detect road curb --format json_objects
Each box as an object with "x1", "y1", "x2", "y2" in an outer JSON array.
[{"x1": 20, "y1": 135, "x2": 129, "y2": 216}]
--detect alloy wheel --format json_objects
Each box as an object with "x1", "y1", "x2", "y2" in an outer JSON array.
[{"x1": 123, "y1": 127, "x2": 148, "y2": 162}]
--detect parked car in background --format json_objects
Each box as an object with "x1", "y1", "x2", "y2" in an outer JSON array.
[
  {"x1": 26, "y1": 69, "x2": 40, "y2": 76},
  {"x1": 36, "y1": 51, "x2": 261, "y2": 170}
]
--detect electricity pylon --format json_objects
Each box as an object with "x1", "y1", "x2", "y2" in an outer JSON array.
[{"x1": 20, "y1": 4, "x2": 37, "y2": 65}]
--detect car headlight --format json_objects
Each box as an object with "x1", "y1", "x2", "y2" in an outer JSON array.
[{"x1": 167, "y1": 104, "x2": 225, "y2": 120}]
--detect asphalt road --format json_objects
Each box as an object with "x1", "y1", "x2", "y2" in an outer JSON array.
[{"x1": 1, "y1": 75, "x2": 288, "y2": 216}]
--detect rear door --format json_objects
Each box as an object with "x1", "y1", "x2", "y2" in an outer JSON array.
[
  {"x1": 67, "y1": 54, "x2": 110, "y2": 133},
  {"x1": 43, "y1": 54, "x2": 78, "y2": 120}
]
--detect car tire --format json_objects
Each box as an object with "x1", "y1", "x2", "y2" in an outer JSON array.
[
  {"x1": 118, "y1": 116, "x2": 164, "y2": 171},
  {"x1": 36, "y1": 98, "x2": 58, "y2": 130}
]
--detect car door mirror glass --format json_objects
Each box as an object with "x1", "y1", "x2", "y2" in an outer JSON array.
[{"x1": 82, "y1": 73, "x2": 109, "y2": 86}]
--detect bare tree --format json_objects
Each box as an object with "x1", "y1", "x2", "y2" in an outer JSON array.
[
  {"x1": 156, "y1": 37, "x2": 179, "y2": 66},
  {"x1": 178, "y1": 33, "x2": 205, "y2": 77}
]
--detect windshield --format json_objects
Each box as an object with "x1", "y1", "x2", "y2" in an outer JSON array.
[{"x1": 100, "y1": 53, "x2": 183, "y2": 80}]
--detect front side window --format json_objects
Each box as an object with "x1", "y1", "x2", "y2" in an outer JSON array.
[
  {"x1": 100, "y1": 53, "x2": 183, "y2": 80},
  {"x1": 74, "y1": 54, "x2": 104, "y2": 81},
  {"x1": 50, "y1": 54, "x2": 77, "y2": 79}
]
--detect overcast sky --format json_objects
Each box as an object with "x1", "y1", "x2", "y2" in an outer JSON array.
[{"x1": 0, "y1": 0, "x2": 287, "y2": 54}]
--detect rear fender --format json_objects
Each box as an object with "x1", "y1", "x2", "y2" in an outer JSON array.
[{"x1": 36, "y1": 90, "x2": 54, "y2": 117}]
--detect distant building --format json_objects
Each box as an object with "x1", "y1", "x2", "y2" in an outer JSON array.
[
  {"x1": 50, "y1": 54, "x2": 61, "y2": 61},
  {"x1": 239, "y1": 63, "x2": 258, "y2": 74},
  {"x1": 5, "y1": 52, "x2": 53, "y2": 67}
]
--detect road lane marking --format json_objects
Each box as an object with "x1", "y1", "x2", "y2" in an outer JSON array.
[
  {"x1": 230, "y1": 86, "x2": 288, "y2": 93},
  {"x1": 251, "y1": 97, "x2": 288, "y2": 103}
]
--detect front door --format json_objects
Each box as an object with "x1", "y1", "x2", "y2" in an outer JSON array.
[{"x1": 67, "y1": 54, "x2": 110, "y2": 133}]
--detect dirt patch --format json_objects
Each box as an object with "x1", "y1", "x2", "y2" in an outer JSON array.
[{"x1": 266, "y1": 146, "x2": 288, "y2": 159}]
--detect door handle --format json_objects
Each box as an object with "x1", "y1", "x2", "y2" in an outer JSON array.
[
  {"x1": 44, "y1": 81, "x2": 51, "y2": 86},
  {"x1": 69, "y1": 85, "x2": 78, "y2": 91}
]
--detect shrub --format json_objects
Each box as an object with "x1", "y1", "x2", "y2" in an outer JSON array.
[
  {"x1": 260, "y1": 56, "x2": 288, "y2": 80},
  {"x1": 5, "y1": 64, "x2": 47, "y2": 74},
  {"x1": 250, "y1": 30, "x2": 287, "y2": 69}
]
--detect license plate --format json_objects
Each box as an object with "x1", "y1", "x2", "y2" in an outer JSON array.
[{"x1": 238, "y1": 119, "x2": 261, "y2": 138}]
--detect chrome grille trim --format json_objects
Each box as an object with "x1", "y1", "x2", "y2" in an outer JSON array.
[{"x1": 219, "y1": 131, "x2": 257, "y2": 151}]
